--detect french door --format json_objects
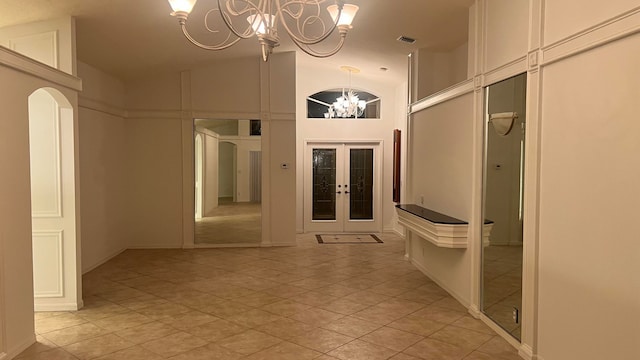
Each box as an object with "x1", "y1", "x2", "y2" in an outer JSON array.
[{"x1": 304, "y1": 142, "x2": 382, "y2": 233}]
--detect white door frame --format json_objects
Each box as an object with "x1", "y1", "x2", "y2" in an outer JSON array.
[
  {"x1": 303, "y1": 140, "x2": 383, "y2": 233},
  {"x1": 194, "y1": 132, "x2": 204, "y2": 219}
]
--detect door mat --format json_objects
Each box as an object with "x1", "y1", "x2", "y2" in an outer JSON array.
[{"x1": 316, "y1": 234, "x2": 383, "y2": 244}]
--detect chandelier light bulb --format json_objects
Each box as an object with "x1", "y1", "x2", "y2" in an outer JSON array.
[
  {"x1": 168, "y1": 0, "x2": 198, "y2": 14},
  {"x1": 327, "y1": 4, "x2": 359, "y2": 27},
  {"x1": 247, "y1": 14, "x2": 275, "y2": 35}
]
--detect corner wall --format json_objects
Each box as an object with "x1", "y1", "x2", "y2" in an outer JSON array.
[
  {"x1": 406, "y1": 1, "x2": 640, "y2": 359},
  {"x1": 124, "y1": 53, "x2": 296, "y2": 248},
  {"x1": 0, "y1": 47, "x2": 81, "y2": 359},
  {"x1": 77, "y1": 62, "x2": 129, "y2": 272},
  {"x1": 535, "y1": 10, "x2": 640, "y2": 360}
]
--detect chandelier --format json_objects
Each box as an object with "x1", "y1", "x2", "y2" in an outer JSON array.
[
  {"x1": 325, "y1": 66, "x2": 366, "y2": 118},
  {"x1": 167, "y1": 0, "x2": 359, "y2": 62}
]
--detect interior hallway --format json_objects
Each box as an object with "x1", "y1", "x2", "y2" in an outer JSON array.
[
  {"x1": 195, "y1": 198, "x2": 262, "y2": 245},
  {"x1": 17, "y1": 233, "x2": 520, "y2": 360}
]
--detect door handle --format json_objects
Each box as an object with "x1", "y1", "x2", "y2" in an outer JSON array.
[
  {"x1": 344, "y1": 191, "x2": 350, "y2": 194},
  {"x1": 336, "y1": 191, "x2": 342, "y2": 194}
]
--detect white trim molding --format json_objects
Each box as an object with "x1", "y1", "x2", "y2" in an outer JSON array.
[
  {"x1": 126, "y1": 109, "x2": 183, "y2": 119},
  {"x1": 78, "y1": 96, "x2": 127, "y2": 118},
  {"x1": 484, "y1": 56, "x2": 528, "y2": 86},
  {"x1": 0, "y1": 46, "x2": 81, "y2": 91},
  {"x1": 410, "y1": 79, "x2": 474, "y2": 114},
  {"x1": 191, "y1": 111, "x2": 262, "y2": 120},
  {"x1": 542, "y1": 6, "x2": 640, "y2": 66}
]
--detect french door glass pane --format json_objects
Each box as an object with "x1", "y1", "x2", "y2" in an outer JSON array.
[
  {"x1": 312, "y1": 149, "x2": 337, "y2": 220},
  {"x1": 349, "y1": 149, "x2": 373, "y2": 220}
]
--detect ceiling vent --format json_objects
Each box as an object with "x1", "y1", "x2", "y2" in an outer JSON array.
[{"x1": 397, "y1": 35, "x2": 417, "y2": 44}]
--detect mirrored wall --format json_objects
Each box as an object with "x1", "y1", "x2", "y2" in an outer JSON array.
[
  {"x1": 194, "y1": 119, "x2": 262, "y2": 245},
  {"x1": 482, "y1": 73, "x2": 526, "y2": 340}
]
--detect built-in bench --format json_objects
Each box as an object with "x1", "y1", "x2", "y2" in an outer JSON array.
[{"x1": 396, "y1": 204, "x2": 493, "y2": 248}]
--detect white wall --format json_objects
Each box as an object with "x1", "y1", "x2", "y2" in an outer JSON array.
[
  {"x1": 406, "y1": 1, "x2": 640, "y2": 359},
  {"x1": 202, "y1": 130, "x2": 219, "y2": 214},
  {"x1": 219, "y1": 136, "x2": 261, "y2": 202},
  {"x1": 218, "y1": 141, "x2": 234, "y2": 198},
  {"x1": 415, "y1": 43, "x2": 469, "y2": 99},
  {"x1": 0, "y1": 47, "x2": 81, "y2": 359},
  {"x1": 536, "y1": 31, "x2": 640, "y2": 360},
  {"x1": 124, "y1": 53, "x2": 296, "y2": 248},
  {"x1": 295, "y1": 57, "x2": 405, "y2": 233},
  {"x1": 484, "y1": 0, "x2": 528, "y2": 72},
  {"x1": 124, "y1": 72, "x2": 184, "y2": 248},
  {"x1": 543, "y1": 0, "x2": 639, "y2": 46},
  {"x1": 0, "y1": 17, "x2": 76, "y2": 75},
  {"x1": 408, "y1": 93, "x2": 475, "y2": 304},
  {"x1": 77, "y1": 62, "x2": 129, "y2": 272}
]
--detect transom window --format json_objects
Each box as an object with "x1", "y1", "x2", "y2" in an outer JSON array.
[{"x1": 307, "y1": 89, "x2": 381, "y2": 119}]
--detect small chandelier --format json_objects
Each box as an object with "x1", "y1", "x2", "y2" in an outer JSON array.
[
  {"x1": 325, "y1": 66, "x2": 366, "y2": 119},
  {"x1": 167, "y1": 0, "x2": 359, "y2": 62}
]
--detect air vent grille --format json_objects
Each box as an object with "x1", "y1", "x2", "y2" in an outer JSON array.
[{"x1": 397, "y1": 35, "x2": 417, "y2": 44}]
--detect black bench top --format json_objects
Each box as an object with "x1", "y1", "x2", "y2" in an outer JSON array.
[{"x1": 396, "y1": 204, "x2": 494, "y2": 225}]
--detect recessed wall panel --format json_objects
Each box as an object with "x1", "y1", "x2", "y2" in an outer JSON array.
[
  {"x1": 32, "y1": 231, "x2": 64, "y2": 298},
  {"x1": 28, "y1": 90, "x2": 62, "y2": 217}
]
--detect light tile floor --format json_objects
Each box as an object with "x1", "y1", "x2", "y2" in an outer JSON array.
[{"x1": 17, "y1": 233, "x2": 522, "y2": 360}]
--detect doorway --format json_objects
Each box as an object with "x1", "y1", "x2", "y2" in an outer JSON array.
[
  {"x1": 304, "y1": 141, "x2": 382, "y2": 233},
  {"x1": 193, "y1": 119, "x2": 262, "y2": 246}
]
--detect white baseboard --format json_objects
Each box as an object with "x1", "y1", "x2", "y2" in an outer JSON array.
[
  {"x1": 82, "y1": 248, "x2": 127, "y2": 274},
  {"x1": 127, "y1": 244, "x2": 184, "y2": 249},
  {"x1": 410, "y1": 258, "x2": 470, "y2": 308},
  {"x1": 478, "y1": 313, "x2": 524, "y2": 358},
  {"x1": 390, "y1": 228, "x2": 405, "y2": 238},
  {"x1": 194, "y1": 243, "x2": 259, "y2": 248},
  {"x1": 6, "y1": 334, "x2": 36, "y2": 360},
  {"x1": 467, "y1": 304, "x2": 482, "y2": 319},
  {"x1": 519, "y1": 343, "x2": 535, "y2": 360},
  {"x1": 34, "y1": 301, "x2": 81, "y2": 312},
  {"x1": 265, "y1": 242, "x2": 296, "y2": 247}
]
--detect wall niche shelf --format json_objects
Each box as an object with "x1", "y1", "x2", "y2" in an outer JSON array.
[{"x1": 396, "y1": 204, "x2": 493, "y2": 248}]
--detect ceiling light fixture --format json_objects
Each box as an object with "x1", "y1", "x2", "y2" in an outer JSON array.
[
  {"x1": 167, "y1": 0, "x2": 359, "y2": 62},
  {"x1": 325, "y1": 66, "x2": 366, "y2": 119}
]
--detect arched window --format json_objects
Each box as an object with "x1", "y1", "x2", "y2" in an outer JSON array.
[{"x1": 307, "y1": 89, "x2": 380, "y2": 119}]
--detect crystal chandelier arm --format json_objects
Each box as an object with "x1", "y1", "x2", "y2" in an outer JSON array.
[{"x1": 275, "y1": 0, "x2": 342, "y2": 45}]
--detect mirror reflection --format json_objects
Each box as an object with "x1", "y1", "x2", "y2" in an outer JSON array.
[
  {"x1": 194, "y1": 119, "x2": 262, "y2": 245},
  {"x1": 482, "y1": 73, "x2": 526, "y2": 340}
]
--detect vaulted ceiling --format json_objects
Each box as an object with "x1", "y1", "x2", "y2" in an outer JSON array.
[{"x1": 0, "y1": 0, "x2": 474, "y2": 81}]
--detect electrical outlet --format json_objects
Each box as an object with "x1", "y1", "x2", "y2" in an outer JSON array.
[
  {"x1": 420, "y1": 195, "x2": 424, "y2": 205},
  {"x1": 512, "y1": 307, "x2": 519, "y2": 324}
]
